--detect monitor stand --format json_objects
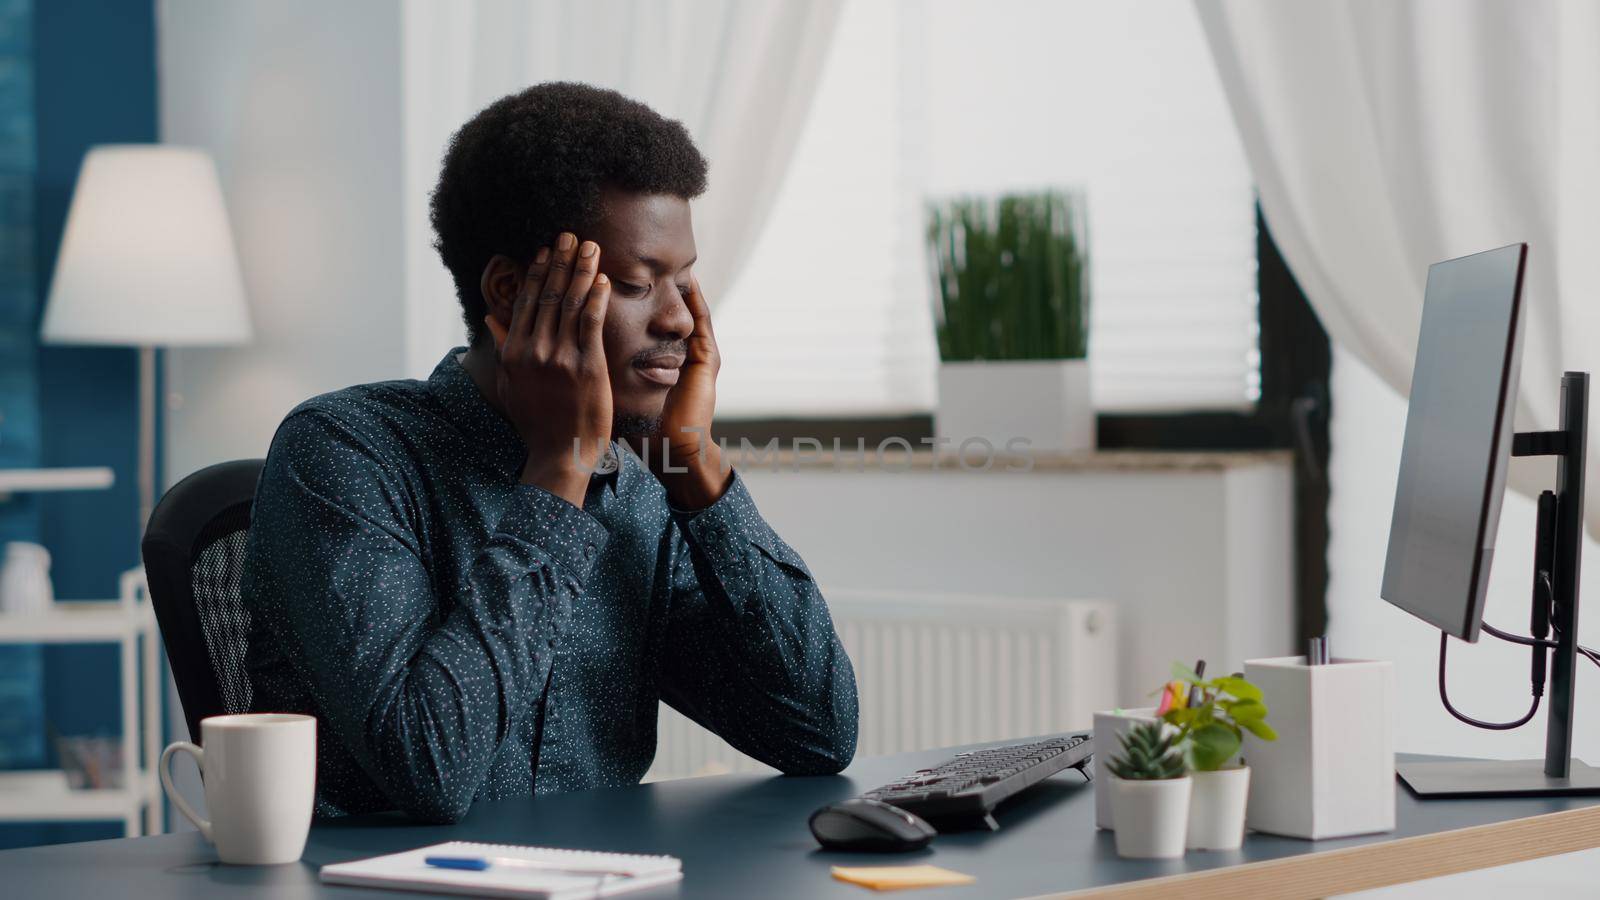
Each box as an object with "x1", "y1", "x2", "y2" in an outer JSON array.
[
  {"x1": 1398, "y1": 759, "x2": 1600, "y2": 798},
  {"x1": 1400, "y1": 372, "x2": 1594, "y2": 799}
]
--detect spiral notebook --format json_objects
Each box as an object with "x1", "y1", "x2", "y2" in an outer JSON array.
[{"x1": 319, "y1": 841, "x2": 683, "y2": 899}]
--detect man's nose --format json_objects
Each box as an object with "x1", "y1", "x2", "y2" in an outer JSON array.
[{"x1": 650, "y1": 280, "x2": 694, "y2": 339}]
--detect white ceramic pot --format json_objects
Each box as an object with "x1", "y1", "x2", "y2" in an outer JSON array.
[
  {"x1": 1092, "y1": 707, "x2": 1160, "y2": 830},
  {"x1": 0, "y1": 542, "x2": 54, "y2": 615},
  {"x1": 1186, "y1": 766, "x2": 1250, "y2": 850},
  {"x1": 1108, "y1": 775, "x2": 1191, "y2": 859},
  {"x1": 936, "y1": 359, "x2": 1095, "y2": 455}
]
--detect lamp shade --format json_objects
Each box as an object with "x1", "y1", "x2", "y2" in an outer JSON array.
[{"x1": 40, "y1": 145, "x2": 251, "y2": 346}]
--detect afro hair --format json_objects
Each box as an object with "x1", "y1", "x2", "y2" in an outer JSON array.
[{"x1": 429, "y1": 81, "x2": 709, "y2": 344}]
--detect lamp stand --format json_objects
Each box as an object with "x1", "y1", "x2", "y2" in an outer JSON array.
[{"x1": 138, "y1": 345, "x2": 155, "y2": 535}]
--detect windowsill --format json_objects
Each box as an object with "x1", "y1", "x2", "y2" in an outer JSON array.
[{"x1": 721, "y1": 447, "x2": 1292, "y2": 473}]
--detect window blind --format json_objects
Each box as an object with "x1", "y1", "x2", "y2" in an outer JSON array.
[{"x1": 713, "y1": 0, "x2": 1258, "y2": 418}]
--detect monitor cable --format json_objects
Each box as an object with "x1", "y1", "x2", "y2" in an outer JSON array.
[
  {"x1": 1437, "y1": 632, "x2": 1541, "y2": 730},
  {"x1": 1442, "y1": 568, "x2": 1600, "y2": 731},
  {"x1": 1478, "y1": 622, "x2": 1600, "y2": 671},
  {"x1": 1483, "y1": 571, "x2": 1600, "y2": 668}
]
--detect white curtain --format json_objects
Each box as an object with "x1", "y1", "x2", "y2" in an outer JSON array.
[
  {"x1": 1194, "y1": 0, "x2": 1600, "y2": 532},
  {"x1": 400, "y1": 0, "x2": 843, "y2": 376}
]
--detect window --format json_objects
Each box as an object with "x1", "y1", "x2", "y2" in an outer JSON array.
[{"x1": 714, "y1": 0, "x2": 1258, "y2": 418}]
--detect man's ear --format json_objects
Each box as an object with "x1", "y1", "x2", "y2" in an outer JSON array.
[{"x1": 479, "y1": 254, "x2": 526, "y2": 335}]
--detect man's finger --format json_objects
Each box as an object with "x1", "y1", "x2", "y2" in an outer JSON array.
[
  {"x1": 510, "y1": 246, "x2": 549, "y2": 341},
  {"x1": 533, "y1": 232, "x2": 578, "y2": 356},
  {"x1": 580, "y1": 273, "x2": 611, "y2": 357},
  {"x1": 684, "y1": 273, "x2": 716, "y2": 355},
  {"x1": 559, "y1": 241, "x2": 600, "y2": 343},
  {"x1": 484, "y1": 314, "x2": 509, "y2": 354}
]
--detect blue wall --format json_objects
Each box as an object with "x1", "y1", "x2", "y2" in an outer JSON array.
[
  {"x1": 0, "y1": 0, "x2": 157, "y2": 850},
  {"x1": 0, "y1": 0, "x2": 42, "y2": 779}
]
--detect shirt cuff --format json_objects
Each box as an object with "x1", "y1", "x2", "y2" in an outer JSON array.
[
  {"x1": 674, "y1": 472, "x2": 813, "y2": 603},
  {"x1": 496, "y1": 484, "x2": 611, "y2": 582}
]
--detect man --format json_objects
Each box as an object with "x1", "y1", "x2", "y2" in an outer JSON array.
[{"x1": 240, "y1": 82, "x2": 859, "y2": 823}]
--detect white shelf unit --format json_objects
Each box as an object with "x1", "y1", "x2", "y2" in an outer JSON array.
[
  {"x1": 0, "y1": 569, "x2": 162, "y2": 836},
  {"x1": 0, "y1": 467, "x2": 115, "y2": 498}
]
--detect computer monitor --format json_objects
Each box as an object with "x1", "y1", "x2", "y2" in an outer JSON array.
[
  {"x1": 1382, "y1": 242, "x2": 1600, "y2": 797},
  {"x1": 1381, "y1": 243, "x2": 1527, "y2": 641}
]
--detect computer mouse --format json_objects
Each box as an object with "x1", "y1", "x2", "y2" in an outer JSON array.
[{"x1": 808, "y1": 798, "x2": 938, "y2": 852}]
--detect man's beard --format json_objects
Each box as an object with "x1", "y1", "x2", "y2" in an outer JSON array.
[{"x1": 613, "y1": 411, "x2": 661, "y2": 438}]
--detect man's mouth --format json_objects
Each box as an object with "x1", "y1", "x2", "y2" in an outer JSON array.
[{"x1": 633, "y1": 355, "x2": 684, "y2": 387}]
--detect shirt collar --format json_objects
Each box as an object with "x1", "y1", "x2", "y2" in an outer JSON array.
[
  {"x1": 608, "y1": 441, "x2": 641, "y2": 498},
  {"x1": 594, "y1": 442, "x2": 627, "y2": 497},
  {"x1": 428, "y1": 347, "x2": 624, "y2": 494}
]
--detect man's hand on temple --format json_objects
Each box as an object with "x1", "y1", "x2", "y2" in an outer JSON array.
[
  {"x1": 651, "y1": 273, "x2": 731, "y2": 510},
  {"x1": 483, "y1": 232, "x2": 613, "y2": 508}
]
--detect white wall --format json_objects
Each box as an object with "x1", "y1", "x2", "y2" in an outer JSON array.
[
  {"x1": 159, "y1": 0, "x2": 408, "y2": 486},
  {"x1": 1328, "y1": 345, "x2": 1600, "y2": 759},
  {"x1": 155, "y1": 0, "x2": 407, "y2": 830}
]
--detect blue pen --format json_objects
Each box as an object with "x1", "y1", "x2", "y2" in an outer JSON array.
[{"x1": 425, "y1": 855, "x2": 634, "y2": 878}]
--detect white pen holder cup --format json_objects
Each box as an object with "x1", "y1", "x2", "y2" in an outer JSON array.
[
  {"x1": 159, "y1": 713, "x2": 317, "y2": 865},
  {"x1": 1092, "y1": 707, "x2": 1162, "y2": 830},
  {"x1": 1242, "y1": 656, "x2": 1395, "y2": 839}
]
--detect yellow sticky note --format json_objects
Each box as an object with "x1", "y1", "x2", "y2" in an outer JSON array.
[{"x1": 830, "y1": 864, "x2": 977, "y2": 891}]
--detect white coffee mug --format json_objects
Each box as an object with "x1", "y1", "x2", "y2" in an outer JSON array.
[{"x1": 159, "y1": 713, "x2": 317, "y2": 865}]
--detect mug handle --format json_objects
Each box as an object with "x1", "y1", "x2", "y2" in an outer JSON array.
[{"x1": 159, "y1": 742, "x2": 212, "y2": 842}]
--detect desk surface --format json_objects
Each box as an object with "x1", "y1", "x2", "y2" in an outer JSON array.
[{"x1": 4, "y1": 742, "x2": 1600, "y2": 899}]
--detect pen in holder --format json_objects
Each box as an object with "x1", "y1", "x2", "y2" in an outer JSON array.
[{"x1": 1242, "y1": 654, "x2": 1394, "y2": 840}]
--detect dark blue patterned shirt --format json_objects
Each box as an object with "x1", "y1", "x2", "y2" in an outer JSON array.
[{"x1": 240, "y1": 349, "x2": 858, "y2": 822}]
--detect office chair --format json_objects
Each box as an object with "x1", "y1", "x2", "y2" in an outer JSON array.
[{"x1": 141, "y1": 458, "x2": 265, "y2": 744}]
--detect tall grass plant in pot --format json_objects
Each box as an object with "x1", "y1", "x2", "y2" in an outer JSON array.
[{"x1": 926, "y1": 190, "x2": 1092, "y2": 453}]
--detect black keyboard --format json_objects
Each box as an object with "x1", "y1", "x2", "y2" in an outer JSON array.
[{"x1": 861, "y1": 733, "x2": 1093, "y2": 828}]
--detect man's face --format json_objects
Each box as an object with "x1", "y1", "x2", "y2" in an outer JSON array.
[{"x1": 586, "y1": 189, "x2": 697, "y2": 436}]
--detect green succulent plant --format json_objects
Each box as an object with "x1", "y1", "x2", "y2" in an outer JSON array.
[
  {"x1": 1105, "y1": 721, "x2": 1186, "y2": 781},
  {"x1": 925, "y1": 189, "x2": 1089, "y2": 363}
]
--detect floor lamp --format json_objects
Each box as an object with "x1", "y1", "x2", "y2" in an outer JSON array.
[{"x1": 39, "y1": 145, "x2": 252, "y2": 533}]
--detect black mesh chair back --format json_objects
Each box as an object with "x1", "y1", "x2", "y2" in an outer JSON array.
[{"x1": 141, "y1": 459, "x2": 265, "y2": 744}]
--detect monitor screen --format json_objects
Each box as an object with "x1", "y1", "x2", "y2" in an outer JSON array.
[{"x1": 1381, "y1": 243, "x2": 1528, "y2": 641}]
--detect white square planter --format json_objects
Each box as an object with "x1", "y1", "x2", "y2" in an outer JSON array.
[
  {"x1": 1242, "y1": 656, "x2": 1395, "y2": 840},
  {"x1": 936, "y1": 359, "x2": 1094, "y2": 454}
]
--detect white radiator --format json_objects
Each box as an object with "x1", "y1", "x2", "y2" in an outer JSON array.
[{"x1": 644, "y1": 589, "x2": 1117, "y2": 781}]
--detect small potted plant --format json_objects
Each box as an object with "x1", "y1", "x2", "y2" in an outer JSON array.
[
  {"x1": 1104, "y1": 721, "x2": 1191, "y2": 859},
  {"x1": 1156, "y1": 664, "x2": 1278, "y2": 850}
]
